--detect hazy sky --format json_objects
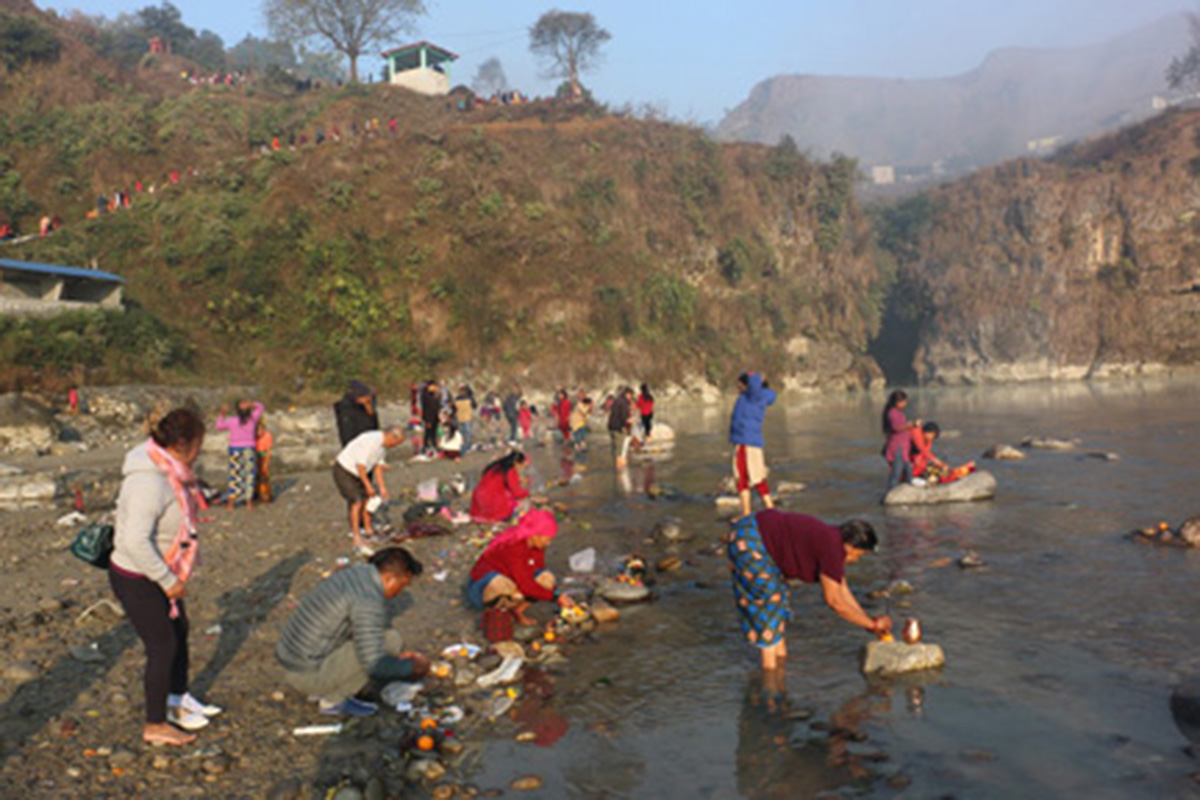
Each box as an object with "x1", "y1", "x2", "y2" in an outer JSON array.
[{"x1": 46, "y1": 0, "x2": 1191, "y2": 123}]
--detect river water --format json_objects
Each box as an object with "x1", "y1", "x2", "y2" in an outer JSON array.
[{"x1": 462, "y1": 378, "x2": 1200, "y2": 798}]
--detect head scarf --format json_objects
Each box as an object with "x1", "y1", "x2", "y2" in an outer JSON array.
[{"x1": 484, "y1": 509, "x2": 557, "y2": 555}]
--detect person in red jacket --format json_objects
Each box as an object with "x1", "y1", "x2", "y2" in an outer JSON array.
[
  {"x1": 637, "y1": 383, "x2": 655, "y2": 439},
  {"x1": 466, "y1": 510, "x2": 574, "y2": 625},
  {"x1": 470, "y1": 451, "x2": 530, "y2": 522},
  {"x1": 553, "y1": 388, "x2": 572, "y2": 443}
]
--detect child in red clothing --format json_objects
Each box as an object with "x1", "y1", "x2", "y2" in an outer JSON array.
[
  {"x1": 470, "y1": 451, "x2": 530, "y2": 522},
  {"x1": 466, "y1": 510, "x2": 575, "y2": 625}
]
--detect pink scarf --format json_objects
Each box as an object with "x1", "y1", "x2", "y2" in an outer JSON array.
[
  {"x1": 483, "y1": 509, "x2": 557, "y2": 557},
  {"x1": 145, "y1": 438, "x2": 202, "y2": 618}
]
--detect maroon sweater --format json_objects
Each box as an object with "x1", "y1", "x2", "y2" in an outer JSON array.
[{"x1": 754, "y1": 510, "x2": 846, "y2": 584}]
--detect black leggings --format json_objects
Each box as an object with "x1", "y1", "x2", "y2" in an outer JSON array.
[
  {"x1": 109, "y1": 569, "x2": 189, "y2": 724},
  {"x1": 641, "y1": 413, "x2": 653, "y2": 437}
]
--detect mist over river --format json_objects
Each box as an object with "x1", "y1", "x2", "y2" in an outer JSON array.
[{"x1": 464, "y1": 378, "x2": 1200, "y2": 798}]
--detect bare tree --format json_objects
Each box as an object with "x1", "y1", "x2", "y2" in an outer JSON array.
[
  {"x1": 1167, "y1": 13, "x2": 1200, "y2": 92},
  {"x1": 263, "y1": 0, "x2": 425, "y2": 83},
  {"x1": 529, "y1": 10, "x2": 610, "y2": 99},
  {"x1": 472, "y1": 56, "x2": 508, "y2": 97}
]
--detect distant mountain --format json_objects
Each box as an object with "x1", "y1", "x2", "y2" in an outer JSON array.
[{"x1": 716, "y1": 14, "x2": 1191, "y2": 173}]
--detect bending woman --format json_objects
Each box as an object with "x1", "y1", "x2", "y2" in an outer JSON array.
[
  {"x1": 466, "y1": 510, "x2": 574, "y2": 625},
  {"x1": 110, "y1": 408, "x2": 221, "y2": 746},
  {"x1": 728, "y1": 509, "x2": 891, "y2": 671},
  {"x1": 470, "y1": 451, "x2": 530, "y2": 522},
  {"x1": 215, "y1": 400, "x2": 264, "y2": 508}
]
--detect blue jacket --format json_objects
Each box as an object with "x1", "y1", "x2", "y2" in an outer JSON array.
[{"x1": 729, "y1": 373, "x2": 776, "y2": 447}]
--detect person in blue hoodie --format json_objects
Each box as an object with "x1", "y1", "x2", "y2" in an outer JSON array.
[{"x1": 730, "y1": 372, "x2": 777, "y2": 518}]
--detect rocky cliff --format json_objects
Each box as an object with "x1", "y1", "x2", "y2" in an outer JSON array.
[{"x1": 873, "y1": 108, "x2": 1200, "y2": 385}]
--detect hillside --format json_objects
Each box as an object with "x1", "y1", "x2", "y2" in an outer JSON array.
[
  {"x1": 716, "y1": 14, "x2": 1189, "y2": 174},
  {"x1": 870, "y1": 108, "x2": 1200, "y2": 385},
  {"x1": 0, "y1": 5, "x2": 887, "y2": 396}
]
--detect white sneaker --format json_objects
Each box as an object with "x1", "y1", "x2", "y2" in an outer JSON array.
[
  {"x1": 171, "y1": 692, "x2": 222, "y2": 717},
  {"x1": 167, "y1": 706, "x2": 210, "y2": 731}
]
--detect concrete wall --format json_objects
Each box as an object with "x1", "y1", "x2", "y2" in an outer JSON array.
[
  {"x1": 389, "y1": 68, "x2": 450, "y2": 96},
  {"x1": 0, "y1": 292, "x2": 124, "y2": 317}
]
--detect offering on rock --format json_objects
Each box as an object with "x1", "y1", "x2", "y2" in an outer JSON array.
[{"x1": 902, "y1": 618, "x2": 922, "y2": 644}]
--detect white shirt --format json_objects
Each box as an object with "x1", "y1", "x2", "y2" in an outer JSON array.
[{"x1": 336, "y1": 430, "x2": 387, "y2": 473}]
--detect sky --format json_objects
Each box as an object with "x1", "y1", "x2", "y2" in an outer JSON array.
[{"x1": 44, "y1": 0, "x2": 1192, "y2": 124}]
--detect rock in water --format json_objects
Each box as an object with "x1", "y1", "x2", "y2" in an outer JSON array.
[
  {"x1": 589, "y1": 598, "x2": 620, "y2": 624},
  {"x1": 982, "y1": 444, "x2": 1025, "y2": 461},
  {"x1": 1171, "y1": 679, "x2": 1200, "y2": 744},
  {"x1": 861, "y1": 640, "x2": 945, "y2": 676},
  {"x1": 1180, "y1": 517, "x2": 1200, "y2": 548},
  {"x1": 510, "y1": 776, "x2": 543, "y2": 792},
  {"x1": 1021, "y1": 436, "x2": 1078, "y2": 451},
  {"x1": 652, "y1": 517, "x2": 686, "y2": 542},
  {"x1": 597, "y1": 578, "x2": 650, "y2": 604},
  {"x1": 882, "y1": 471, "x2": 997, "y2": 506}
]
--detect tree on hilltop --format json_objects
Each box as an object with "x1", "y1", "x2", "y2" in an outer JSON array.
[
  {"x1": 472, "y1": 56, "x2": 508, "y2": 97},
  {"x1": 1167, "y1": 13, "x2": 1200, "y2": 92},
  {"x1": 263, "y1": 0, "x2": 426, "y2": 83},
  {"x1": 529, "y1": 10, "x2": 610, "y2": 99}
]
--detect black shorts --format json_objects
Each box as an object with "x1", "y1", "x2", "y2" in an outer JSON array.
[{"x1": 333, "y1": 463, "x2": 366, "y2": 503}]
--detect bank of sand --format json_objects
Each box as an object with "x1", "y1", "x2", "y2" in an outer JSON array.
[{"x1": 0, "y1": 443, "x2": 604, "y2": 798}]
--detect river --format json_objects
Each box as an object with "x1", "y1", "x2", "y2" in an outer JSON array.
[{"x1": 462, "y1": 378, "x2": 1200, "y2": 798}]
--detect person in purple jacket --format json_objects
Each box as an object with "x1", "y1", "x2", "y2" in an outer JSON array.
[
  {"x1": 881, "y1": 390, "x2": 922, "y2": 490},
  {"x1": 729, "y1": 372, "x2": 777, "y2": 517},
  {"x1": 215, "y1": 400, "x2": 264, "y2": 509}
]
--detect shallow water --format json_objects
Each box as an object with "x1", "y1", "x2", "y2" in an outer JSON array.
[{"x1": 462, "y1": 379, "x2": 1200, "y2": 798}]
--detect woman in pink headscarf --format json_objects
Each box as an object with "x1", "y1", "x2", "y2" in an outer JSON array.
[{"x1": 466, "y1": 510, "x2": 575, "y2": 625}]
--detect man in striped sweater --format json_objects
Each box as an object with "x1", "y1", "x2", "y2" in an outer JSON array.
[{"x1": 276, "y1": 548, "x2": 430, "y2": 717}]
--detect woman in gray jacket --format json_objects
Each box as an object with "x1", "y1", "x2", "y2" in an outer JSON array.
[{"x1": 109, "y1": 408, "x2": 219, "y2": 746}]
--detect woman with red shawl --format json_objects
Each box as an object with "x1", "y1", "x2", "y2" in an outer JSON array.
[{"x1": 466, "y1": 510, "x2": 575, "y2": 625}]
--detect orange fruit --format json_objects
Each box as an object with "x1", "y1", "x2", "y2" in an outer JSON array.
[
  {"x1": 416, "y1": 734, "x2": 436, "y2": 751},
  {"x1": 420, "y1": 717, "x2": 438, "y2": 731},
  {"x1": 544, "y1": 630, "x2": 556, "y2": 642},
  {"x1": 1159, "y1": 521, "x2": 1171, "y2": 532}
]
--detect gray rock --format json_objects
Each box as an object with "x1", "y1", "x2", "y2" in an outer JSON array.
[
  {"x1": 958, "y1": 551, "x2": 985, "y2": 569},
  {"x1": 108, "y1": 749, "x2": 136, "y2": 767},
  {"x1": 70, "y1": 643, "x2": 105, "y2": 663},
  {"x1": 596, "y1": 578, "x2": 651, "y2": 604},
  {"x1": 982, "y1": 444, "x2": 1026, "y2": 461},
  {"x1": 652, "y1": 517, "x2": 687, "y2": 542},
  {"x1": 1084, "y1": 451, "x2": 1119, "y2": 462},
  {"x1": 862, "y1": 640, "x2": 945, "y2": 676},
  {"x1": 775, "y1": 481, "x2": 806, "y2": 495},
  {"x1": 882, "y1": 471, "x2": 997, "y2": 506},
  {"x1": 1021, "y1": 436, "x2": 1079, "y2": 451},
  {"x1": 331, "y1": 787, "x2": 364, "y2": 800}
]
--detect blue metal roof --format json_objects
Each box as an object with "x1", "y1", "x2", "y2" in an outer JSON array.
[{"x1": 0, "y1": 258, "x2": 125, "y2": 284}]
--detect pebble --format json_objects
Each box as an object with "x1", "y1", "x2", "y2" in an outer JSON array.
[
  {"x1": 887, "y1": 774, "x2": 912, "y2": 789},
  {"x1": 66, "y1": 768, "x2": 82, "y2": 779},
  {"x1": 271, "y1": 691, "x2": 285, "y2": 702},
  {"x1": 510, "y1": 775, "x2": 543, "y2": 791},
  {"x1": 70, "y1": 643, "x2": 106, "y2": 663},
  {"x1": 887, "y1": 580, "x2": 914, "y2": 595},
  {"x1": 331, "y1": 787, "x2": 363, "y2": 800},
  {"x1": 423, "y1": 761, "x2": 447, "y2": 782},
  {"x1": 111, "y1": 692, "x2": 130, "y2": 706},
  {"x1": 515, "y1": 731, "x2": 537, "y2": 743},
  {"x1": 109, "y1": 749, "x2": 136, "y2": 767},
  {"x1": 785, "y1": 708, "x2": 814, "y2": 721},
  {"x1": 431, "y1": 785, "x2": 457, "y2": 800},
  {"x1": 152, "y1": 754, "x2": 171, "y2": 770},
  {"x1": 203, "y1": 754, "x2": 232, "y2": 774},
  {"x1": 655, "y1": 556, "x2": 682, "y2": 573}
]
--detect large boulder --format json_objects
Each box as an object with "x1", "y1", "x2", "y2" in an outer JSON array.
[
  {"x1": 1180, "y1": 517, "x2": 1200, "y2": 548},
  {"x1": 861, "y1": 640, "x2": 945, "y2": 676},
  {"x1": 882, "y1": 471, "x2": 997, "y2": 506},
  {"x1": 1021, "y1": 436, "x2": 1079, "y2": 451},
  {"x1": 0, "y1": 472, "x2": 58, "y2": 509}
]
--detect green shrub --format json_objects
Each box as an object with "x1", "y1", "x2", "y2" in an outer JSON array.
[{"x1": 0, "y1": 14, "x2": 61, "y2": 72}]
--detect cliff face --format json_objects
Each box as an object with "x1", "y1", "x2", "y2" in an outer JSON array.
[{"x1": 878, "y1": 109, "x2": 1200, "y2": 385}]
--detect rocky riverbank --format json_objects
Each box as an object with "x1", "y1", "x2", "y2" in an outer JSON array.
[{"x1": 0, "y1": 388, "x2": 670, "y2": 798}]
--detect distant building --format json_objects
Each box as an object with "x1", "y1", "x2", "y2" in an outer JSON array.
[
  {"x1": 871, "y1": 166, "x2": 895, "y2": 186},
  {"x1": 0, "y1": 258, "x2": 124, "y2": 317},
  {"x1": 381, "y1": 41, "x2": 458, "y2": 96}
]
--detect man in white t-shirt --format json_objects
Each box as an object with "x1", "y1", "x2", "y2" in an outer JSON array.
[{"x1": 333, "y1": 427, "x2": 405, "y2": 557}]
